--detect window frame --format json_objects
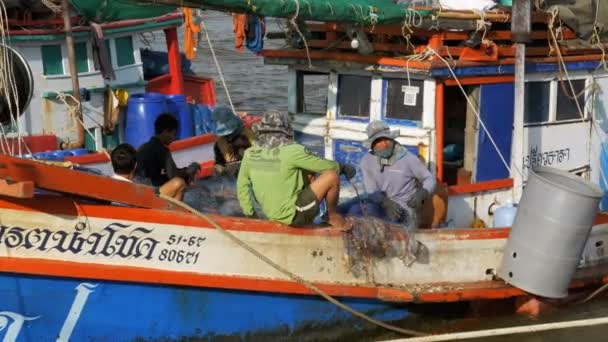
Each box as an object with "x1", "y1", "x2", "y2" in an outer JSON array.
[
  {"x1": 381, "y1": 77, "x2": 425, "y2": 127},
  {"x1": 41, "y1": 44, "x2": 64, "y2": 76},
  {"x1": 524, "y1": 76, "x2": 589, "y2": 127},
  {"x1": 115, "y1": 36, "x2": 136, "y2": 67},
  {"x1": 336, "y1": 73, "x2": 373, "y2": 121},
  {"x1": 295, "y1": 71, "x2": 330, "y2": 116}
]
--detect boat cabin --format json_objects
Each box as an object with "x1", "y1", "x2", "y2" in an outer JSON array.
[{"x1": 262, "y1": 18, "x2": 608, "y2": 228}]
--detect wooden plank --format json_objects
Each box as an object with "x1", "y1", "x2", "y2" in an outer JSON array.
[
  {"x1": 0, "y1": 154, "x2": 175, "y2": 209},
  {"x1": 0, "y1": 179, "x2": 34, "y2": 198}
]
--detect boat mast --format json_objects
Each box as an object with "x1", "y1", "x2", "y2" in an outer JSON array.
[
  {"x1": 511, "y1": 0, "x2": 531, "y2": 201},
  {"x1": 60, "y1": 0, "x2": 84, "y2": 149}
]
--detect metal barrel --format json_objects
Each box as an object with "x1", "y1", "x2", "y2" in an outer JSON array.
[{"x1": 498, "y1": 166, "x2": 603, "y2": 298}]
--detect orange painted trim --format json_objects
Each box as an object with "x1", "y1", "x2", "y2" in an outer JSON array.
[
  {"x1": 2, "y1": 257, "x2": 607, "y2": 303},
  {"x1": 169, "y1": 133, "x2": 215, "y2": 152},
  {"x1": 197, "y1": 160, "x2": 215, "y2": 179},
  {"x1": 0, "y1": 195, "x2": 512, "y2": 240},
  {"x1": 65, "y1": 134, "x2": 215, "y2": 165},
  {"x1": 435, "y1": 83, "x2": 444, "y2": 182},
  {"x1": 595, "y1": 213, "x2": 608, "y2": 225},
  {"x1": 65, "y1": 152, "x2": 109, "y2": 165},
  {"x1": 262, "y1": 49, "x2": 431, "y2": 69},
  {"x1": 444, "y1": 76, "x2": 515, "y2": 86},
  {"x1": 0, "y1": 257, "x2": 387, "y2": 300},
  {"x1": 448, "y1": 178, "x2": 514, "y2": 195},
  {"x1": 0, "y1": 155, "x2": 172, "y2": 210}
]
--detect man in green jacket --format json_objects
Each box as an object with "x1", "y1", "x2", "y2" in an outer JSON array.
[{"x1": 237, "y1": 111, "x2": 356, "y2": 230}]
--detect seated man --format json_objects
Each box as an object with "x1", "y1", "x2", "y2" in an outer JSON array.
[
  {"x1": 135, "y1": 114, "x2": 201, "y2": 201},
  {"x1": 111, "y1": 143, "x2": 187, "y2": 200},
  {"x1": 212, "y1": 106, "x2": 255, "y2": 177},
  {"x1": 359, "y1": 121, "x2": 436, "y2": 229},
  {"x1": 237, "y1": 111, "x2": 356, "y2": 230}
]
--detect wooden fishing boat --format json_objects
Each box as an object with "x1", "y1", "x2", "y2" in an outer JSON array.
[{"x1": 0, "y1": 0, "x2": 608, "y2": 340}]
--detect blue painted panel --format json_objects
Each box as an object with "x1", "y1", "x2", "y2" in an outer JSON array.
[
  {"x1": 476, "y1": 83, "x2": 514, "y2": 182},
  {"x1": 295, "y1": 131, "x2": 325, "y2": 158},
  {"x1": 0, "y1": 274, "x2": 411, "y2": 340},
  {"x1": 430, "y1": 61, "x2": 602, "y2": 78},
  {"x1": 333, "y1": 139, "x2": 368, "y2": 194},
  {"x1": 600, "y1": 143, "x2": 608, "y2": 211}
]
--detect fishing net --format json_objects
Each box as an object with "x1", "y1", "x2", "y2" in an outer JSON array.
[
  {"x1": 183, "y1": 176, "x2": 422, "y2": 279},
  {"x1": 343, "y1": 216, "x2": 420, "y2": 279},
  {"x1": 183, "y1": 175, "x2": 250, "y2": 217}
]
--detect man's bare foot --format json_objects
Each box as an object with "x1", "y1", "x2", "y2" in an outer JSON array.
[{"x1": 328, "y1": 214, "x2": 353, "y2": 232}]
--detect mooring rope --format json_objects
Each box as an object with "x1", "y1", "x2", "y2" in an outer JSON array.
[{"x1": 158, "y1": 193, "x2": 427, "y2": 337}]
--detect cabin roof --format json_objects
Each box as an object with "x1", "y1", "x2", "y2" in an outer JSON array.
[
  {"x1": 263, "y1": 49, "x2": 606, "y2": 78},
  {"x1": 7, "y1": 12, "x2": 183, "y2": 43}
]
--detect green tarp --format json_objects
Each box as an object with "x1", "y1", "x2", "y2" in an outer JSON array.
[
  {"x1": 70, "y1": 0, "x2": 175, "y2": 22},
  {"x1": 71, "y1": 0, "x2": 429, "y2": 25}
]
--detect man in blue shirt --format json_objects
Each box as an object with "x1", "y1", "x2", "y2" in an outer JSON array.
[{"x1": 357, "y1": 121, "x2": 436, "y2": 229}]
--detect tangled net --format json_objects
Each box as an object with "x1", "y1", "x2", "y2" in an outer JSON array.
[{"x1": 343, "y1": 217, "x2": 420, "y2": 279}]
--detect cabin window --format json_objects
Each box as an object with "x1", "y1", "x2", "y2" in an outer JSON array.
[
  {"x1": 115, "y1": 36, "x2": 135, "y2": 67},
  {"x1": 556, "y1": 79, "x2": 586, "y2": 121},
  {"x1": 41, "y1": 45, "x2": 63, "y2": 76},
  {"x1": 75, "y1": 42, "x2": 89, "y2": 73},
  {"x1": 524, "y1": 82, "x2": 550, "y2": 124},
  {"x1": 384, "y1": 78, "x2": 424, "y2": 121},
  {"x1": 338, "y1": 75, "x2": 371, "y2": 118},
  {"x1": 296, "y1": 72, "x2": 328, "y2": 115}
]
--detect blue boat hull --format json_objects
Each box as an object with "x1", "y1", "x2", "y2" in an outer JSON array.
[{"x1": 0, "y1": 273, "x2": 421, "y2": 341}]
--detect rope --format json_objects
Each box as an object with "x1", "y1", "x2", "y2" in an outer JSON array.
[
  {"x1": 158, "y1": 193, "x2": 427, "y2": 337},
  {"x1": 427, "y1": 47, "x2": 521, "y2": 178},
  {"x1": 290, "y1": 0, "x2": 313, "y2": 68},
  {"x1": 56, "y1": 93, "x2": 110, "y2": 160},
  {"x1": 390, "y1": 316, "x2": 608, "y2": 342},
  {"x1": 0, "y1": 0, "x2": 31, "y2": 157},
  {"x1": 41, "y1": 0, "x2": 62, "y2": 13},
  {"x1": 200, "y1": 21, "x2": 237, "y2": 115}
]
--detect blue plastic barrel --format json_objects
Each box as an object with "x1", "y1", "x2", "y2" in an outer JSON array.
[
  {"x1": 67, "y1": 148, "x2": 89, "y2": 156},
  {"x1": 125, "y1": 93, "x2": 168, "y2": 148},
  {"x1": 51, "y1": 150, "x2": 74, "y2": 161},
  {"x1": 166, "y1": 94, "x2": 193, "y2": 140},
  {"x1": 192, "y1": 104, "x2": 215, "y2": 135}
]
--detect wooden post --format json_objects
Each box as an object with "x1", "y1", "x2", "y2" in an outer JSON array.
[
  {"x1": 61, "y1": 0, "x2": 84, "y2": 149},
  {"x1": 511, "y1": 0, "x2": 532, "y2": 201},
  {"x1": 435, "y1": 82, "x2": 444, "y2": 182},
  {"x1": 164, "y1": 27, "x2": 185, "y2": 95}
]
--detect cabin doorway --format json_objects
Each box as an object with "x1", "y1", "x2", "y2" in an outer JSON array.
[{"x1": 441, "y1": 83, "x2": 514, "y2": 186}]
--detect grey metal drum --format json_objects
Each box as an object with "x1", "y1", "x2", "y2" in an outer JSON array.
[{"x1": 498, "y1": 166, "x2": 603, "y2": 298}]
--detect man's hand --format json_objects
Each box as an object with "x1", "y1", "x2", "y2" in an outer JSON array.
[
  {"x1": 224, "y1": 163, "x2": 240, "y2": 177},
  {"x1": 381, "y1": 197, "x2": 404, "y2": 221},
  {"x1": 339, "y1": 163, "x2": 356, "y2": 180},
  {"x1": 185, "y1": 162, "x2": 201, "y2": 182},
  {"x1": 407, "y1": 188, "x2": 429, "y2": 209},
  {"x1": 213, "y1": 164, "x2": 225, "y2": 177}
]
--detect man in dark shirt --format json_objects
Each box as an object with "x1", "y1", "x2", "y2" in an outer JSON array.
[
  {"x1": 211, "y1": 106, "x2": 255, "y2": 177},
  {"x1": 136, "y1": 113, "x2": 200, "y2": 200}
]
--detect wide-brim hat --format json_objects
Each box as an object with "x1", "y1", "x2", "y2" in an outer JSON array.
[
  {"x1": 253, "y1": 111, "x2": 294, "y2": 137},
  {"x1": 363, "y1": 121, "x2": 399, "y2": 149},
  {"x1": 212, "y1": 106, "x2": 243, "y2": 137}
]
